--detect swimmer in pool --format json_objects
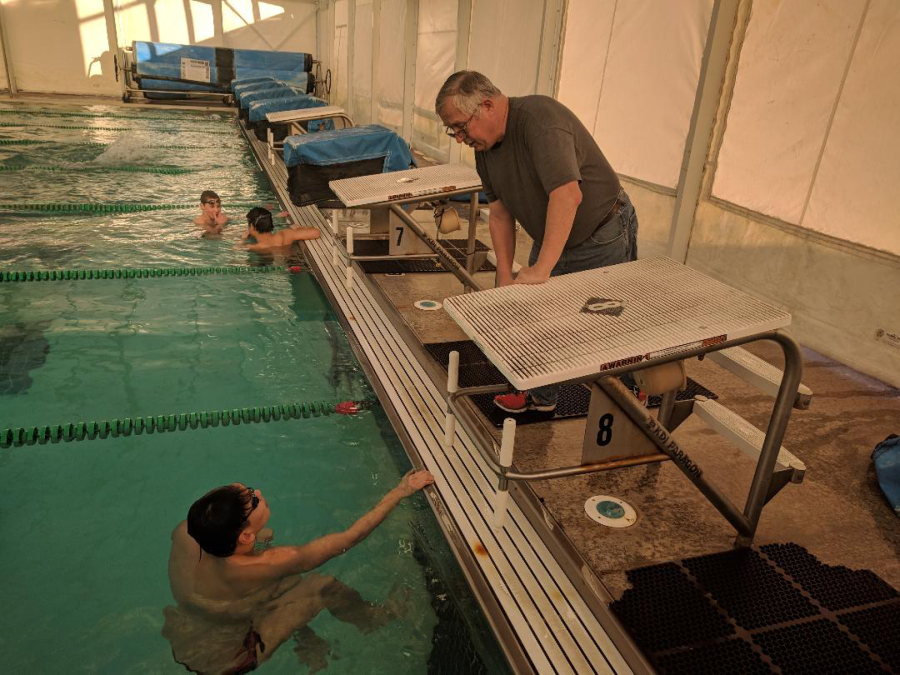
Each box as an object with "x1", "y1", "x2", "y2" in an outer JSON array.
[
  {"x1": 242, "y1": 207, "x2": 320, "y2": 250},
  {"x1": 163, "y1": 469, "x2": 434, "y2": 674},
  {"x1": 194, "y1": 190, "x2": 229, "y2": 236}
]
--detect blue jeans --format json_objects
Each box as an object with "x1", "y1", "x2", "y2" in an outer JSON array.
[{"x1": 529, "y1": 188, "x2": 638, "y2": 406}]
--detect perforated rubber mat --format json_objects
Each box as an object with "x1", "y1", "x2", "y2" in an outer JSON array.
[
  {"x1": 425, "y1": 340, "x2": 717, "y2": 428},
  {"x1": 610, "y1": 544, "x2": 900, "y2": 674},
  {"x1": 347, "y1": 238, "x2": 496, "y2": 274}
]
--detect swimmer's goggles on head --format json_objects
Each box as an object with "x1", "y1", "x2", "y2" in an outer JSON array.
[
  {"x1": 203, "y1": 199, "x2": 222, "y2": 206},
  {"x1": 244, "y1": 486, "x2": 260, "y2": 513},
  {"x1": 249, "y1": 213, "x2": 268, "y2": 229}
]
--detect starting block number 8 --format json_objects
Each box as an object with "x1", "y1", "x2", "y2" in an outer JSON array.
[{"x1": 597, "y1": 413, "x2": 614, "y2": 446}]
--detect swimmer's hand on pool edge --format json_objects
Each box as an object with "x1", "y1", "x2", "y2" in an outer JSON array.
[{"x1": 248, "y1": 470, "x2": 435, "y2": 578}]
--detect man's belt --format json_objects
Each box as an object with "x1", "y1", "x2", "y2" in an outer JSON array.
[{"x1": 597, "y1": 196, "x2": 625, "y2": 230}]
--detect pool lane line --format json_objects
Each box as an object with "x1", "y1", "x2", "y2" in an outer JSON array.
[
  {"x1": 0, "y1": 121, "x2": 236, "y2": 134},
  {"x1": 0, "y1": 266, "x2": 301, "y2": 282},
  {"x1": 0, "y1": 139, "x2": 208, "y2": 149},
  {"x1": 0, "y1": 108, "x2": 235, "y2": 124},
  {"x1": 0, "y1": 398, "x2": 379, "y2": 449},
  {"x1": 0, "y1": 165, "x2": 198, "y2": 175},
  {"x1": 0, "y1": 202, "x2": 266, "y2": 214}
]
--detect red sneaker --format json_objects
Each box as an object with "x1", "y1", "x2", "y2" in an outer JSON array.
[{"x1": 493, "y1": 392, "x2": 557, "y2": 414}]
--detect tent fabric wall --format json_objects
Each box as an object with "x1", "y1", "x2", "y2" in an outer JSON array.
[
  {"x1": 114, "y1": 0, "x2": 318, "y2": 54},
  {"x1": 350, "y1": 0, "x2": 374, "y2": 124},
  {"x1": 712, "y1": 0, "x2": 899, "y2": 256},
  {"x1": 467, "y1": 0, "x2": 544, "y2": 98},
  {"x1": 332, "y1": 0, "x2": 349, "y2": 108},
  {"x1": 711, "y1": 0, "x2": 866, "y2": 226},
  {"x1": 373, "y1": 0, "x2": 406, "y2": 134},
  {"x1": 412, "y1": 0, "x2": 456, "y2": 162},
  {"x1": 803, "y1": 0, "x2": 900, "y2": 256},
  {"x1": 557, "y1": 0, "x2": 714, "y2": 189},
  {"x1": 0, "y1": 0, "x2": 118, "y2": 96}
]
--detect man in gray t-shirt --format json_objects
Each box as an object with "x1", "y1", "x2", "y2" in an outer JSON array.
[{"x1": 436, "y1": 70, "x2": 638, "y2": 415}]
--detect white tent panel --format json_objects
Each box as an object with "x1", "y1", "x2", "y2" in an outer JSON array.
[
  {"x1": 374, "y1": 0, "x2": 406, "y2": 133},
  {"x1": 412, "y1": 0, "x2": 456, "y2": 161},
  {"x1": 332, "y1": 0, "x2": 349, "y2": 108},
  {"x1": 711, "y1": 0, "x2": 866, "y2": 224},
  {"x1": 351, "y1": 0, "x2": 374, "y2": 124},
  {"x1": 592, "y1": 0, "x2": 713, "y2": 189},
  {"x1": 467, "y1": 0, "x2": 544, "y2": 97},
  {"x1": 803, "y1": 0, "x2": 900, "y2": 255},
  {"x1": 556, "y1": 0, "x2": 615, "y2": 130}
]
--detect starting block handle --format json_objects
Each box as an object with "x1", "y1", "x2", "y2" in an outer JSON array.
[{"x1": 494, "y1": 418, "x2": 516, "y2": 528}]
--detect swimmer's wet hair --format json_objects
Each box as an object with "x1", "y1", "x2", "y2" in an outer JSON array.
[
  {"x1": 187, "y1": 485, "x2": 255, "y2": 557},
  {"x1": 246, "y1": 207, "x2": 274, "y2": 233},
  {"x1": 200, "y1": 190, "x2": 220, "y2": 204}
]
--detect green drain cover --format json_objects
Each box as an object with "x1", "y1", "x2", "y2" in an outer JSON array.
[{"x1": 585, "y1": 495, "x2": 637, "y2": 528}]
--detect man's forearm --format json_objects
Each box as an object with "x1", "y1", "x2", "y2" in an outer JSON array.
[
  {"x1": 489, "y1": 214, "x2": 516, "y2": 280},
  {"x1": 534, "y1": 183, "x2": 581, "y2": 274},
  {"x1": 342, "y1": 487, "x2": 406, "y2": 549}
]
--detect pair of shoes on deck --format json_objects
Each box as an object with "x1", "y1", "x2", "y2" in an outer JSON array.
[{"x1": 493, "y1": 391, "x2": 557, "y2": 414}]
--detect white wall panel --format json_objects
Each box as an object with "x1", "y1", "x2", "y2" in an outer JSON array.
[
  {"x1": 592, "y1": 0, "x2": 713, "y2": 188},
  {"x1": 803, "y1": 0, "x2": 900, "y2": 255},
  {"x1": 115, "y1": 0, "x2": 317, "y2": 53},
  {"x1": 332, "y1": 0, "x2": 349, "y2": 108},
  {"x1": 373, "y1": 0, "x2": 406, "y2": 133},
  {"x1": 712, "y1": 0, "x2": 865, "y2": 224},
  {"x1": 556, "y1": 0, "x2": 615, "y2": 130},
  {"x1": 351, "y1": 0, "x2": 374, "y2": 124},
  {"x1": 412, "y1": 0, "x2": 456, "y2": 161},
  {"x1": 467, "y1": 0, "x2": 543, "y2": 97},
  {"x1": 0, "y1": 0, "x2": 118, "y2": 95}
]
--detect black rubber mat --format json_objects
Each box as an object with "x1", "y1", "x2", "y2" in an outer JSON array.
[
  {"x1": 424, "y1": 340, "x2": 717, "y2": 428},
  {"x1": 348, "y1": 238, "x2": 496, "y2": 274},
  {"x1": 610, "y1": 544, "x2": 900, "y2": 674}
]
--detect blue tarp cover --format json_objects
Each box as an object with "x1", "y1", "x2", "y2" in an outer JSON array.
[
  {"x1": 249, "y1": 95, "x2": 326, "y2": 122},
  {"x1": 873, "y1": 435, "x2": 900, "y2": 516},
  {"x1": 234, "y1": 80, "x2": 289, "y2": 102},
  {"x1": 283, "y1": 124, "x2": 416, "y2": 172},
  {"x1": 240, "y1": 86, "x2": 305, "y2": 109},
  {"x1": 134, "y1": 41, "x2": 310, "y2": 92},
  {"x1": 231, "y1": 76, "x2": 276, "y2": 92}
]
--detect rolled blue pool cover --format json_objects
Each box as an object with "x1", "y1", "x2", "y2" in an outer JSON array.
[
  {"x1": 231, "y1": 76, "x2": 276, "y2": 92},
  {"x1": 133, "y1": 41, "x2": 312, "y2": 93},
  {"x1": 234, "y1": 79, "x2": 289, "y2": 102},
  {"x1": 283, "y1": 124, "x2": 416, "y2": 172},
  {"x1": 240, "y1": 86, "x2": 305, "y2": 109},
  {"x1": 248, "y1": 94, "x2": 326, "y2": 122}
]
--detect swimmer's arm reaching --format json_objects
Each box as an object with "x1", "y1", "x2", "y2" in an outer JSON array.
[
  {"x1": 285, "y1": 227, "x2": 321, "y2": 243},
  {"x1": 251, "y1": 470, "x2": 434, "y2": 579}
]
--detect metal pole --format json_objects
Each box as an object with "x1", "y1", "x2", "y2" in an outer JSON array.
[
  {"x1": 0, "y1": 1, "x2": 17, "y2": 95},
  {"x1": 389, "y1": 204, "x2": 483, "y2": 291},
  {"x1": 465, "y1": 191, "x2": 478, "y2": 286},
  {"x1": 737, "y1": 330, "x2": 803, "y2": 545},
  {"x1": 657, "y1": 389, "x2": 677, "y2": 428}
]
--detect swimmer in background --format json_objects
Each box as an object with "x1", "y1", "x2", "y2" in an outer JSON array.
[
  {"x1": 242, "y1": 206, "x2": 320, "y2": 250},
  {"x1": 194, "y1": 190, "x2": 229, "y2": 236},
  {"x1": 163, "y1": 470, "x2": 435, "y2": 673}
]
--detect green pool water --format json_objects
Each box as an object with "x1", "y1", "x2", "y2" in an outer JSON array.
[{"x1": 0, "y1": 103, "x2": 508, "y2": 674}]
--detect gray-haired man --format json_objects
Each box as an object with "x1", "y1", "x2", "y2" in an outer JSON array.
[{"x1": 435, "y1": 70, "x2": 638, "y2": 415}]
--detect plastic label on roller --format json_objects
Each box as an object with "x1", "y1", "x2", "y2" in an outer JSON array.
[{"x1": 181, "y1": 58, "x2": 210, "y2": 83}]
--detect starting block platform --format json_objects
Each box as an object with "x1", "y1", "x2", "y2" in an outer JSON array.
[{"x1": 442, "y1": 256, "x2": 806, "y2": 546}]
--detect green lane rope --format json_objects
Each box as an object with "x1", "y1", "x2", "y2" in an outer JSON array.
[
  {"x1": 0, "y1": 121, "x2": 236, "y2": 134},
  {"x1": 0, "y1": 398, "x2": 378, "y2": 449},
  {"x1": 0, "y1": 201, "x2": 265, "y2": 214},
  {"x1": 0, "y1": 164, "x2": 198, "y2": 175},
  {"x1": 0, "y1": 108, "x2": 234, "y2": 123},
  {"x1": 0, "y1": 139, "x2": 207, "y2": 149},
  {"x1": 1, "y1": 266, "x2": 289, "y2": 283}
]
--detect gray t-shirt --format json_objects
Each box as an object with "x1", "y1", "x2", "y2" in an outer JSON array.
[{"x1": 475, "y1": 95, "x2": 621, "y2": 249}]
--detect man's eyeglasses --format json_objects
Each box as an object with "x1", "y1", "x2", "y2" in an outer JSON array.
[
  {"x1": 444, "y1": 104, "x2": 482, "y2": 138},
  {"x1": 203, "y1": 200, "x2": 222, "y2": 206},
  {"x1": 244, "y1": 486, "x2": 260, "y2": 512}
]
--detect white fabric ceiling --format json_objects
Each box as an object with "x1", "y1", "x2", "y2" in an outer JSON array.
[{"x1": 557, "y1": 0, "x2": 714, "y2": 189}]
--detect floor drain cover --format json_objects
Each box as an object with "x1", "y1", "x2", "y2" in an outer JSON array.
[{"x1": 585, "y1": 495, "x2": 637, "y2": 528}]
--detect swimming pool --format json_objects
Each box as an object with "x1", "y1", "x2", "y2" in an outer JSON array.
[{"x1": 0, "y1": 103, "x2": 508, "y2": 673}]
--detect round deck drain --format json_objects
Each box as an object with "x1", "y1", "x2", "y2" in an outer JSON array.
[
  {"x1": 414, "y1": 299, "x2": 442, "y2": 311},
  {"x1": 585, "y1": 495, "x2": 637, "y2": 528}
]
